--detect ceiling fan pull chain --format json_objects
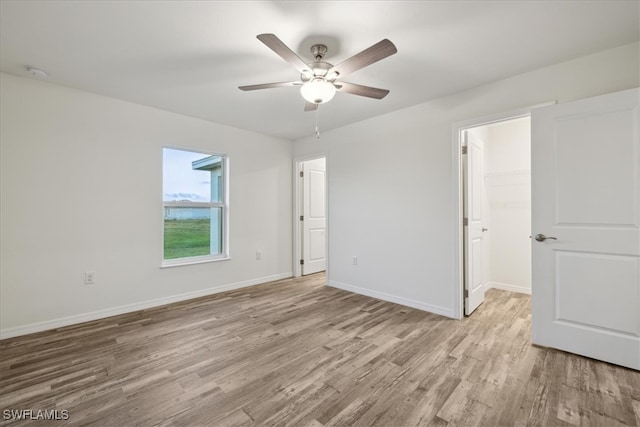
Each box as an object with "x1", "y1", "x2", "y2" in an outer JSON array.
[{"x1": 315, "y1": 105, "x2": 321, "y2": 139}]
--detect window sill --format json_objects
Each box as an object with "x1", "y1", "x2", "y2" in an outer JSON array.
[{"x1": 160, "y1": 255, "x2": 230, "y2": 269}]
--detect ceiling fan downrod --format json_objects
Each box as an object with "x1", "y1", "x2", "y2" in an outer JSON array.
[{"x1": 311, "y1": 44, "x2": 328, "y2": 61}]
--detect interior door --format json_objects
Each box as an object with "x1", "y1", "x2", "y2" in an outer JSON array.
[
  {"x1": 302, "y1": 157, "x2": 326, "y2": 275},
  {"x1": 464, "y1": 131, "x2": 487, "y2": 315},
  {"x1": 531, "y1": 88, "x2": 640, "y2": 370}
]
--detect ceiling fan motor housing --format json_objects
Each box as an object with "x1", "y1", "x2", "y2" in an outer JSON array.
[{"x1": 302, "y1": 61, "x2": 334, "y2": 81}]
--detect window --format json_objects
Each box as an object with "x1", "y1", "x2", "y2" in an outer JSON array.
[{"x1": 162, "y1": 147, "x2": 228, "y2": 266}]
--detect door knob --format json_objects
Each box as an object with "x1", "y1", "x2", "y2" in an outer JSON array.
[
  {"x1": 482, "y1": 227, "x2": 488, "y2": 232},
  {"x1": 535, "y1": 234, "x2": 557, "y2": 242}
]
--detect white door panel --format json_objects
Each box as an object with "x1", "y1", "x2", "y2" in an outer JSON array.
[
  {"x1": 302, "y1": 158, "x2": 326, "y2": 275},
  {"x1": 531, "y1": 88, "x2": 639, "y2": 370},
  {"x1": 554, "y1": 109, "x2": 637, "y2": 225},
  {"x1": 464, "y1": 131, "x2": 487, "y2": 315},
  {"x1": 555, "y1": 252, "x2": 639, "y2": 334},
  {"x1": 309, "y1": 229, "x2": 326, "y2": 261}
]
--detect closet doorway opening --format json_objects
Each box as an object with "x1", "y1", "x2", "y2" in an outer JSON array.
[{"x1": 459, "y1": 115, "x2": 532, "y2": 316}]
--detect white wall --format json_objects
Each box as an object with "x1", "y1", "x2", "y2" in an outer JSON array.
[
  {"x1": 293, "y1": 42, "x2": 639, "y2": 318},
  {"x1": 483, "y1": 117, "x2": 532, "y2": 294},
  {"x1": 0, "y1": 73, "x2": 293, "y2": 337}
]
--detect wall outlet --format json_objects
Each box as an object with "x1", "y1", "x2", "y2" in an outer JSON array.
[
  {"x1": 256, "y1": 251, "x2": 262, "y2": 260},
  {"x1": 84, "y1": 271, "x2": 95, "y2": 285},
  {"x1": 352, "y1": 256, "x2": 358, "y2": 266}
]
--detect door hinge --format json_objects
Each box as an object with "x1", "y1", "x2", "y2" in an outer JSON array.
[
  {"x1": 462, "y1": 145, "x2": 468, "y2": 155},
  {"x1": 300, "y1": 259, "x2": 304, "y2": 265},
  {"x1": 300, "y1": 215, "x2": 304, "y2": 221},
  {"x1": 464, "y1": 290, "x2": 469, "y2": 298},
  {"x1": 463, "y1": 217, "x2": 468, "y2": 226},
  {"x1": 300, "y1": 171, "x2": 304, "y2": 178}
]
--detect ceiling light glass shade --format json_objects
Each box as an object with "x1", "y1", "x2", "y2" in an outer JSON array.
[{"x1": 300, "y1": 79, "x2": 336, "y2": 104}]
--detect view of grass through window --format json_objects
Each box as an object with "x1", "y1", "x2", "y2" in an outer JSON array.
[
  {"x1": 163, "y1": 218, "x2": 210, "y2": 259},
  {"x1": 163, "y1": 148, "x2": 224, "y2": 261}
]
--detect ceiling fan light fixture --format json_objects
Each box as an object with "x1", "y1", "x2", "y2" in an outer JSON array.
[{"x1": 300, "y1": 79, "x2": 336, "y2": 104}]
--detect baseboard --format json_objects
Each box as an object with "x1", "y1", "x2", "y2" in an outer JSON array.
[
  {"x1": 328, "y1": 280, "x2": 455, "y2": 319},
  {"x1": 0, "y1": 272, "x2": 292, "y2": 340},
  {"x1": 487, "y1": 281, "x2": 531, "y2": 295}
]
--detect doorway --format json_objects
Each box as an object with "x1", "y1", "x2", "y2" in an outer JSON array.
[
  {"x1": 294, "y1": 156, "x2": 327, "y2": 277},
  {"x1": 453, "y1": 91, "x2": 638, "y2": 367},
  {"x1": 455, "y1": 108, "x2": 537, "y2": 317}
]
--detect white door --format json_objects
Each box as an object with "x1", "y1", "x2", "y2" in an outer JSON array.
[
  {"x1": 531, "y1": 88, "x2": 640, "y2": 370},
  {"x1": 302, "y1": 158, "x2": 326, "y2": 275},
  {"x1": 464, "y1": 131, "x2": 487, "y2": 315}
]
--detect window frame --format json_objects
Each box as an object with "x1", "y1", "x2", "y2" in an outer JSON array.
[{"x1": 161, "y1": 146, "x2": 230, "y2": 268}]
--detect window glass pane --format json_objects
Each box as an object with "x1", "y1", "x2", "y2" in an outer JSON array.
[
  {"x1": 210, "y1": 207, "x2": 223, "y2": 255},
  {"x1": 163, "y1": 148, "x2": 224, "y2": 261},
  {"x1": 163, "y1": 148, "x2": 214, "y2": 203},
  {"x1": 212, "y1": 172, "x2": 223, "y2": 204},
  {"x1": 163, "y1": 214, "x2": 210, "y2": 259}
]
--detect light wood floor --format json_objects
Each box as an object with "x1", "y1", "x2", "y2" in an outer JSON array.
[{"x1": 1, "y1": 273, "x2": 639, "y2": 426}]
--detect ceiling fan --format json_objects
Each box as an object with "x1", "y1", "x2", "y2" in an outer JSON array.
[{"x1": 239, "y1": 34, "x2": 397, "y2": 111}]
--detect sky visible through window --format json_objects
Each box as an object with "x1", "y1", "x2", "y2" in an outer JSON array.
[{"x1": 163, "y1": 148, "x2": 211, "y2": 202}]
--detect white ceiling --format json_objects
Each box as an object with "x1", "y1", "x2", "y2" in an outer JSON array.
[{"x1": 1, "y1": 1, "x2": 638, "y2": 140}]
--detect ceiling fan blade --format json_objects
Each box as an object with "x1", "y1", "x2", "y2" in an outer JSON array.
[
  {"x1": 304, "y1": 102, "x2": 319, "y2": 112},
  {"x1": 328, "y1": 39, "x2": 397, "y2": 78},
  {"x1": 335, "y1": 82, "x2": 390, "y2": 99},
  {"x1": 257, "y1": 34, "x2": 311, "y2": 74},
  {"x1": 238, "y1": 81, "x2": 301, "y2": 91}
]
